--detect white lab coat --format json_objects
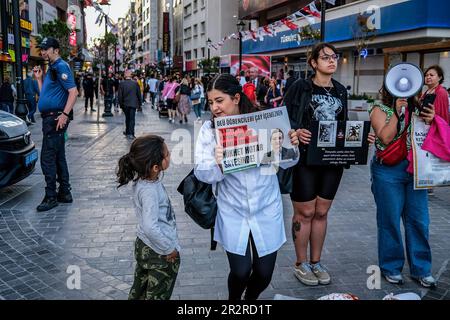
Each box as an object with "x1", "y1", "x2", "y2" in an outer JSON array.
[{"x1": 194, "y1": 121, "x2": 298, "y2": 257}]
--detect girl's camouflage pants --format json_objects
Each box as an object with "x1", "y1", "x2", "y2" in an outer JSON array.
[{"x1": 128, "y1": 238, "x2": 180, "y2": 300}]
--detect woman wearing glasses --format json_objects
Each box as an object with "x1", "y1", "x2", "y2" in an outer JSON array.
[{"x1": 284, "y1": 42, "x2": 374, "y2": 286}]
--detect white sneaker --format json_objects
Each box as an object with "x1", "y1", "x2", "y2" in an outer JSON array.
[{"x1": 168, "y1": 118, "x2": 172, "y2": 122}]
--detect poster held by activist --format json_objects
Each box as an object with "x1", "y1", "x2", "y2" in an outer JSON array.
[
  {"x1": 412, "y1": 115, "x2": 450, "y2": 189},
  {"x1": 307, "y1": 120, "x2": 371, "y2": 166},
  {"x1": 214, "y1": 106, "x2": 298, "y2": 174}
]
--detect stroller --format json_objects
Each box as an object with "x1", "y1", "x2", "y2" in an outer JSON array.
[{"x1": 158, "y1": 98, "x2": 169, "y2": 118}]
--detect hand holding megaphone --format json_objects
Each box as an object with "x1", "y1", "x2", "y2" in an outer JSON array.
[{"x1": 395, "y1": 98, "x2": 407, "y2": 113}]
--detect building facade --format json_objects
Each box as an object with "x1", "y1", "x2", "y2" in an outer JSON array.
[
  {"x1": 119, "y1": 1, "x2": 136, "y2": 70},
  {"x1": 240, "y1": 0, "x2": 450, "y2": 96},
  {"x1": 183, "y1": 0, "x2": 239, "y2": 75}
]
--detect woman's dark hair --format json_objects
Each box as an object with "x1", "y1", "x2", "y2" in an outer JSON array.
[
  {"x1": 424, "y1": 65, "x2": 445, "y2": 85},
  {"x1": 207, "y1": 74, "x2": 259, "y2": 126},
  {"x1": 116, "y1": 135, "x2": 166, "y2": 188},
  {"x1": 380, "y1": 85, "x2": 394, "y2": 107},
  {"x1": 380, "y1": 84, "x2": 420, "y2": 112},
  {"x1": 308, "y1": 42, "x2": 338, "y2": 70}
]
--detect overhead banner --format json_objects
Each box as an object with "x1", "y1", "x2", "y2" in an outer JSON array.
[
  {"x1": 163, "y1": 12, "x2": 170, "y2": 53},
  {"x1": 228, "y1": 54, "x2": 271, "y2": 77}
]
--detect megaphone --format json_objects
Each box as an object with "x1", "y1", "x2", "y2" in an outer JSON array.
[{"x1": 384, "y1": 62, "x2": 424, "y2": 98}]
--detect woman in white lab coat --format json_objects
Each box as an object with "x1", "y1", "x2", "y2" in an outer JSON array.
[{"x1": 194, "y1": 73, "x2": 299, "y2": 300}]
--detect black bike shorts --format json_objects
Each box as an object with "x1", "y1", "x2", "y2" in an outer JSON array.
[{"x1": 290, "y1": 164, "x2": 344, "y2": 203}]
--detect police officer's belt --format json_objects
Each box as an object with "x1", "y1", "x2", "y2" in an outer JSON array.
[{"x1": 41, "y1": 111, "x2": 62, "y2": 118}]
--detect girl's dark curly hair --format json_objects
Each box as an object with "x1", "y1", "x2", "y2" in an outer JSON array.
[{"x1": 116, "y1": 135, "x2": 166, "y2": 188}]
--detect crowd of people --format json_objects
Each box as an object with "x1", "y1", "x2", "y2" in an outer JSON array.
[
  {"x1": 2, "y1": 36, "x2": 448, "y2": 301},
  {"x1": 117, "y1": 42, "x2": 449, "y2": 300}
]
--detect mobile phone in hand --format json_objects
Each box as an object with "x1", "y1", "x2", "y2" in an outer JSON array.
[{"x1": 419, "y1": 94, "x2": 436, "y2": 113}]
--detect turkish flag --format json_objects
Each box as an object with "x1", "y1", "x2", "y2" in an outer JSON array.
[{"x1": 281, "y1": 18, "x2": 298, "y2": 30}]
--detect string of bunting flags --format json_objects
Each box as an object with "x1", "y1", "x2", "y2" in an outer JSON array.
[
  {"x1": 84, "y1": 0, "x2": 119, "y2": 34},
  {"x1": 207, "y1": 0, "x2": 336, "y2": 51}
]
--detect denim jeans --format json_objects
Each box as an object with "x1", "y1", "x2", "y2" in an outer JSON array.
[
  {"x1": 370, "y1": 157, "x2": 432, "y2": 278},
  {"x1": 26, "y1": 96, "x2": 37, "y2": 121},
  {"x1": 193, "y1": 103, "x2": 202, "y2": 118},
  {"x1": 0, "y1": 102, "x2": 14, "y2": 113}
]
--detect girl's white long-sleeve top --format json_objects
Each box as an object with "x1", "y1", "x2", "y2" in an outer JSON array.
[{"x1": 194, "y1": 120, "x2": 298, "y2": 257}]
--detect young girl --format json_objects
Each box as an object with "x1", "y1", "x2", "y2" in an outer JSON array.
[
  {"x1": 194, "y1": 73, "x2": 299, "y2": 300},
  {"x1": 117, "y1": 135, "x2": 180, "y2": 300}
]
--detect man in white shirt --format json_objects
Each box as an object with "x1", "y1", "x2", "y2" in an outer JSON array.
[
  {"x1": 239, "y1": 70, "x2": 247, "y2": 87},
  {"x1": 250, "y1": 67, "x2": 259, "y2": 88}
]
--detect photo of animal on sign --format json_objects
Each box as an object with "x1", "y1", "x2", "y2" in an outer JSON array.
[{"x1": 214, "y1": 106, "x2": 298, "y2": 174}]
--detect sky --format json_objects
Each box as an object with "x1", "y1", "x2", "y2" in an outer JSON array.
[{"x1": 85, "y1": 0, "x2": 131, "y2": 47}]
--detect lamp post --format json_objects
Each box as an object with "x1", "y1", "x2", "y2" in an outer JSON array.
[
  {"x1": 12, "y1": 0, "x2": 29, "y2": 122},
  {"x1": 206, "y1": 38, "x2": 211, "y2": 76},
  {"x1": 236, "y1": 20, "x2": 245, "y2": 75},
  {"x1": 99, "y1": 0, "x2": 113, "y2": 117},
  {"x1": 320, "y1": 0, "x2": 326, "y2": 42},
  {"x1": 165, "y1": 2, "x2": 171, "y2": 76}
]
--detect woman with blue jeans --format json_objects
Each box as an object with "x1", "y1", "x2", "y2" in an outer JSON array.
[
  {"x1": 369, "y1": 85, "x2": 437, "y2": 288},
  {"x1": 192, "y1": 79, "x2": 204, "y2": 121}
]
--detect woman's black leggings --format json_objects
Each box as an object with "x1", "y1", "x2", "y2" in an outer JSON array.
[{"x1": 226, "y1": 234, "x2": 278, "y2": 300}]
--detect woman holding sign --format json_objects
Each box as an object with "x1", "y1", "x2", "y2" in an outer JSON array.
[
  {"x1": 283, "y1": 43, "x2": 375, "y2": 286},
  {"x1": 194, "y1": 74, "x2": 299, "y2": 300}
]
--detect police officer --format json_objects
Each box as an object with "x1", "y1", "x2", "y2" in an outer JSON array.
[{"x1": 34, "y1": 37, "x2": 78, "y2": 212}]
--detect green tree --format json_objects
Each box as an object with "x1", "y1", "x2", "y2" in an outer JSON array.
[
  {"x1": 35, "y1": 19, "x2": 73, "y2": 60},
  {"x1": 96, "y1": 32, "x2": 118, "y2": 70},
  {"x1": 298, "y1": 25, "x2": 321, "y2": 78},
  {"x1": 199, "y1": 56, "x2": 219, "y2": 74}
]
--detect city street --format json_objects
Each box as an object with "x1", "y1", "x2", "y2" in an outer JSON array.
[{"x1": 0, "y1": 98, "x2": 449, "y2": 300}]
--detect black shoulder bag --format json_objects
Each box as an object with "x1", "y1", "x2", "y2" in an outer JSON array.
[{"x1": 177, "y1": 169, "x2": 217, "y2": 250}]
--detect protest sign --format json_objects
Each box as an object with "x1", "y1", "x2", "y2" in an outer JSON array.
[
  {"x1": 307, "y1": 120, "x2": 371, "y2": 166},
  {"x1": 411, "y1": 115, "x2": 450, "y2": 189},
  {"x1": 214, "y1": 106, "x2": 298, "y2": 174}
]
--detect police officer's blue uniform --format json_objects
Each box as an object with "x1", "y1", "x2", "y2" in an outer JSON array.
[{"x1": 38, "y1": 57, "x2": 76, "y2": 202}]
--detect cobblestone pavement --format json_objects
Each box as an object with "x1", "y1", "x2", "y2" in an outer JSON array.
[{"x1": 0, "y1": 99, "x2": 449, "y2": 300}]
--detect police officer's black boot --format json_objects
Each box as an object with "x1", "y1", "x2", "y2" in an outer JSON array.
[{"x1": 37, "y1": 196, "x2": 58, "y2": 212}]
